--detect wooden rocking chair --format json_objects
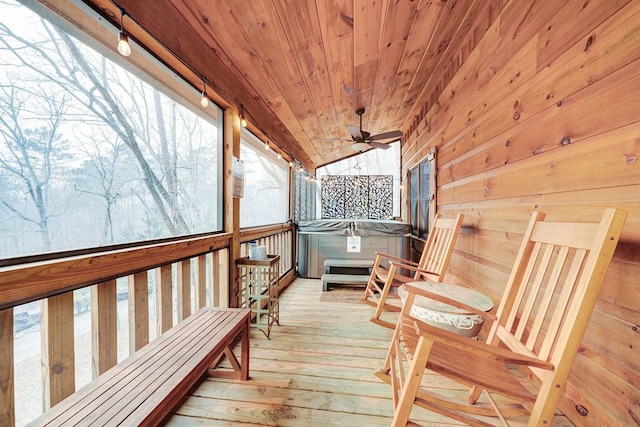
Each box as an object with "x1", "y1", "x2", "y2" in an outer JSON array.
[
  {"x1": 361, "y1": 213, "x2": 464, "y2": 328},
  {"x1": 377, "y1": 208, "x2": 627, "y2": 426}
]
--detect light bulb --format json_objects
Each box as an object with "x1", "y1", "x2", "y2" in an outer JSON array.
[
  {"x1": 200, "y1": 92, "x2": 209, "y2": 107},
  {"x1": 277, "y1": 152, "x2": 282, "y2": 159},
  {"x1": 240, "y1": 104, "x2": 247, "y2": 127},
  {"x1": 289, "y1": 161, "x2": 294, "y2": 167},
  {"x1": 118, "y1": 32, "x2": 131, "y2": 56},
  {"x1": 264, "y1": 142, "x2": 270, "y2": 150}
]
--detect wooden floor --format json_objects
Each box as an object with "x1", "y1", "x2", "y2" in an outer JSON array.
[{"x1": 165, "y1": 278, "x2": 574, "y2": 427}]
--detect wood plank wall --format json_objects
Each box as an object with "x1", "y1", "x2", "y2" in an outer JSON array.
[{"x1": 400, "y1": 1, "x2": 640, "y2": 426}]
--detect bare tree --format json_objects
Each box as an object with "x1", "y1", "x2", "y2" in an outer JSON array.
[
  {"x1": 73, "y1": 126, "x2": 128, "y2": 243},
  {"x1": 0, "y1": 18, "x2": 191, "y2": 236},
  {"x1": 0, "y1": 81, "x2": 70, "y2": 251}
]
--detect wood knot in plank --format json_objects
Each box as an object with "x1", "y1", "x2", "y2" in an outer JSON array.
[
  {"x1": 575, "y1": 404, "x2": 589, "y2": 417},
  {"x1": 340, "y1": 12, "x2": 353, "y2": 27},
  {"x1": 584, "y1": 34, "x2": 595, "y2": 51}
]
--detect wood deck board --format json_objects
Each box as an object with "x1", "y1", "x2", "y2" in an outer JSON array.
[{"x1": 167, "y1": 278, "x2": 573, "y2": 426}]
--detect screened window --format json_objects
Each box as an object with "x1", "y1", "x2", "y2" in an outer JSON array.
[
  {"x1": 409, "y1": 149, "x2": 435, "y2": 239},
  {"x1": 240, "y1": 130, "x2": 289, "y2": 227},
  {"x1": 409, "y1": 167, "x2": 419, "y2": 235},
  {"x1": 292, "y1": 162, "x2": 317, "y2": 223},
  {"x1": 0, "y1": 1, "x2": 222, "y2": 259}
]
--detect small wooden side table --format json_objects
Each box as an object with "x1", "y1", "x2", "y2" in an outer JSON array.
[
  {"x1": 235, "y1": 255, "x2": 280, "y2": 338},
  {"x1": 398, "y1": 281, "x2": 493, "y2": 338}
]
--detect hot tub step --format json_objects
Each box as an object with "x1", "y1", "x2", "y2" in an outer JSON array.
[
  {"x1": 321, "y1": 273, "x2": 370, "y2": 291},
  {"x1": 324, "y1": 259, "x2": 374, "y2": 269},
  {"x1": 324, "y1": 259, "x2": 374, "y2": 276}
]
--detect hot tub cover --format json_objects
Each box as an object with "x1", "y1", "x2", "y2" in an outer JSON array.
[{"x1": 297, "y1": 219, "x2": 411, "y2": 236}]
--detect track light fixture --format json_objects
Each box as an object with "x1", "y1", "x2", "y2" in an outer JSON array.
[
  {"x1": 240, "y1": 104, "x2": 247, "y2": 127},
  {"x1": 200, "y1": 77, "x2": 209, "y2": 107},
  {"x1": 117, "y1": 10, "x2": 131, "y2": 57}
]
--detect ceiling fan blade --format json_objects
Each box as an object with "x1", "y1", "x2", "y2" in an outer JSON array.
[
  {"x1": 369, "y1": 130, "x2": 403, "y2": 141},
  {"x1": 368, "y1": 141, "x2": 391, "y2": 150},
  {"x1": 346, "y1": 125, "x2": 363, "y2": 140}
]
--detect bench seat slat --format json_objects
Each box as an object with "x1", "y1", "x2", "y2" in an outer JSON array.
[{"x1": 28, "y1": 307, "x2": 250, "y2": 427}]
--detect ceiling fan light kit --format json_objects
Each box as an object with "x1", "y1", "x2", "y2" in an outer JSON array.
[{"x1": 351, "y1": 142, "x2": 371, "y2": 152}]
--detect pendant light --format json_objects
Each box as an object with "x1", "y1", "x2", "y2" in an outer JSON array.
[
  {"x1": 240, "y1": 104, "x2": 247, "y2": 127},
  {"x1": 117, "y1": 11, "x2": 131, "y2": 57},
  {"x1": 200, "y1": 77, "x2": 209, "y2": 108}
]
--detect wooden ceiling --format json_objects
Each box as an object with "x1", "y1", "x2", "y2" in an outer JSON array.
[{"x1": 82, "y1": 0, "x2": 505, "y2": 170}]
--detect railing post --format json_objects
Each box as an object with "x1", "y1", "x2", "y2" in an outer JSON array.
[
  {"x1": 0, "y1": 308, "x2": 14, "y2": 425},
  {"x1": 41, "y1": 293, "x2": 75, "y2": 410},
  {"x1": 128, "y1": 271, "x2": 149, "y2": 354},
  {"x1": 195, "y1": 255, "x2": 207, "y2": 310},
  {"x1": 91, "y1": 280, "x2": 118, "y2": 377},
  {"x1": 156, "y1": 265, "x2": 173, "y2": 334},
  {"x1": 177, "y1": 260, "x2": 191, "y2": 321},
  {"x1": 215, "y1": 249, "x2": 229, "y2": 308},
  {"x1": 224, "y1": 107, "x2": 241, "y2": 308}
]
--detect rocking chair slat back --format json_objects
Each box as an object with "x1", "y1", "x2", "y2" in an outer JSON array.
[{"x1": 416, "y1": 216, "x2": 460, "y2": 280}]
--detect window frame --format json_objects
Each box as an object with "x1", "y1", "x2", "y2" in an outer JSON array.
[{"x1": 408, "y1": 147, "x2": 436, "y2": 239}]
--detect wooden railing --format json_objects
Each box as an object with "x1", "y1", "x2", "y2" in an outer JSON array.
[
  {"x1": 0, "y1": 224, "x2": 296, "y2": 426},
  {"x1": 239, "y1": 223, "x2": 296, "y2": 276}
]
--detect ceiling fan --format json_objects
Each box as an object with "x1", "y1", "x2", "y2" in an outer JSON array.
[{"x1": 346, "y1": 108, "x2": 402, "y2": 152}]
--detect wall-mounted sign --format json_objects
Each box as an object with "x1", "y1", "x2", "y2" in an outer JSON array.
[
  {"x1": 232, "y1": 157, "x2": 244, "y2": 198},
  {"x1": 347, "y1": 235, "x2": 361, "y2": 253}
]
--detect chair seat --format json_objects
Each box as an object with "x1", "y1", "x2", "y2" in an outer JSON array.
[{"x1": 426, "y1": 340, "x2": 536, "y2": 403}]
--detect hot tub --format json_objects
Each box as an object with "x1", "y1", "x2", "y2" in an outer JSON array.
[
  {"x1": 398, "y1": 281, "x2": 494, "y2": 338},
  {"x1": 297, "y1": 219, "x2": 411, "y2": 278}
]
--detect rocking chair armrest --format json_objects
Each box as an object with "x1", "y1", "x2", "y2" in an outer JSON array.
[
  {"x1": 389, "y1": 261, "x2": 435, "y2": 273},
  {"x1": 382, "y1": 262, "x2": 439, "y2": 286},
  {"x1": 374, "y1": 252, "x2": 420, "y2": 267},
  {"x1": 412, "y1": 318, "x2": 554, "y2": 371},
  {"x1": 404, "y1": 282, "x2": 498, "y2": 322}
]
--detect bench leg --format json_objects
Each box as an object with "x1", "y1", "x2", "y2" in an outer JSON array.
[
  {"x1": 208, "y1": 317, "x2": 250, "y2": 380},
  {"x1": 240, "y1": 317, "x2": 250, "y2": 380}
]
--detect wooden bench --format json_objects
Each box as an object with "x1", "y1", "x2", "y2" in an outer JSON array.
[{"x1": 28, "y1": 307, "x2": 251, "y2": 427}]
